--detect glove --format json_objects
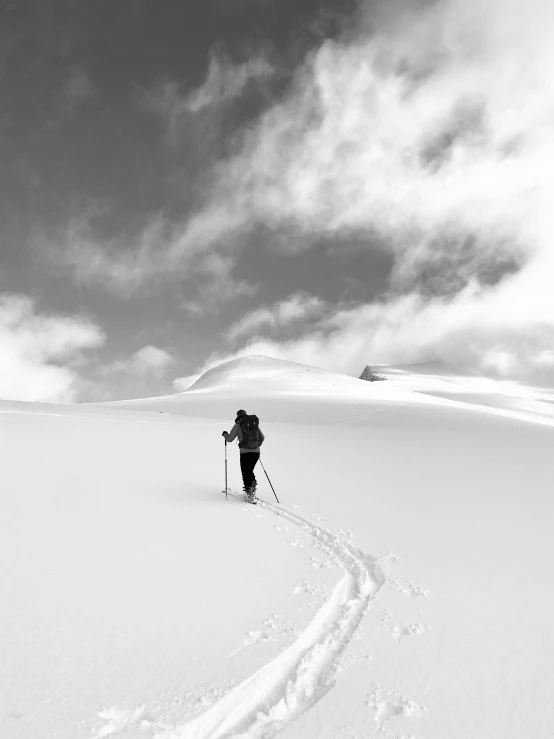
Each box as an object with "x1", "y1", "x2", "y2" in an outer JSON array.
[{"x1": 222, "y1": 431, "x2": 227, "y2": 439}]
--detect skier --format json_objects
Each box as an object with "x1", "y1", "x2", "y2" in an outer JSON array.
[{"x1": 222, "y1": 409, "x2": 265, "y2": 501}]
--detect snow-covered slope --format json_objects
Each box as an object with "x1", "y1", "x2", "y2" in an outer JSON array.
[
  {"x1": 107, "y1": 355, "x2": 413, "y2": 424},
  {"x1": 1, "y1": 356, "x2": 553, "y2": 739},
  {"x1": 187, "y1": 355, "x2": 374, "y2": 396},
  {"x1": 373, "y1": 360, "x2": 554, "y2": 423},
  {"x1": 110, "y1": 355, "x2": 554, "y2": 427}
]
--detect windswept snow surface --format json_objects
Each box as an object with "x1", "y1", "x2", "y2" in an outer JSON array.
[{"x1": 1, "y1": 355, "x2": 553, "y2": 739}]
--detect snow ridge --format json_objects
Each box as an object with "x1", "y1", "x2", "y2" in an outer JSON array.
[{"x1": 158, "y1": 499, "x2": 385, "y2": 739}]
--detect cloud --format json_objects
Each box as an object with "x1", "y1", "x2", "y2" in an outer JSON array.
[
  {"x1": 47, "y1": 0, "x2": 554, "y2": 376},
  {"x1": 227, "y1": 293, "x2": 326, "y2": 341},
  {"x1": 186, "y1": 52, "x2": 274, "y2": 114},
  {"x1": 213, "y1": 0, "x2": 546, "y2": 274},
  {"x1": 103, "y1": 345, "x2": 175, "y2": 378},
  {"x1": 146, "y1": 50, "x2": 273, "y2": 142},
  {"x1": 132, "y1": 345, "x2": 174, "y2": 372},
  {"x1": 47, "y1": 208, "x2": 250, "y2": 304},
  {"x1": 197, "y1": 280, "x2": 554, "y2": 384},
  {"x1": 182, "y1": 253, "x2": 258, "y2": 315},
  {"x1": 197, "y1": 0, "x2": 554, "y2": 379},
  {"x1": 44, "y1": 52, "x2": 272, "y2": 308},
  {"x1": 50, "y1": 215, "x2": 174, "y2": 297},
  {"x1": 0, "y1": 293, "x2": 105, "y2": 402}
]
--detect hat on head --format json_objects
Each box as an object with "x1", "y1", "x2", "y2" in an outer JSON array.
[{"x1": 236, "y1": 409, "x2": 247, "y2": 417}]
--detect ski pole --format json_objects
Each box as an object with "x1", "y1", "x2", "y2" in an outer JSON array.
[
  {"x1": 224, "y1": 440, "x2": 228, "y2": 499},
  {"x1": 260, "y1": 459, "x2": 279, "y2": 503}
]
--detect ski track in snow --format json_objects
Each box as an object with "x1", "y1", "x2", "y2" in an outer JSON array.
[{"x1": 148, "y1": 495, "x2": 386, "y2": 739}]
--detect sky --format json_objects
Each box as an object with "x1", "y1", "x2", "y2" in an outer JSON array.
[{"x1": 2, "y1": 0, "x2": 554, "y2": 402}]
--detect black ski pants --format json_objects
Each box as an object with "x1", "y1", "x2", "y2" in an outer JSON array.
[{"x1": 240, "y1": 452, "x2": 260, "y2": 490}]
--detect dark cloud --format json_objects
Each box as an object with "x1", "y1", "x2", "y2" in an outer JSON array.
[{"x1": 389, "y1": 231, "x2": 523, "y2": 298}]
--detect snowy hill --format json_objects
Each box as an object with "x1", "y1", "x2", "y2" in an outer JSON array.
[
  {"x1": 372, "y1": 360, "x2": 554, "y2": 425},
  {"x1": 1, "y1": 355, "x2": 553, "y2": 739},
  {"x1": 108, "y1": 355, "x2": 401, "y2": 422},
  {"x1": 187, "y1": 355, "x2": 349, "y2": 394}
]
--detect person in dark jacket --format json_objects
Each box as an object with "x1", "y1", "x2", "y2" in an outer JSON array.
[{"x1": 222, "y1": 409, "x2": 265, "y2": 496}]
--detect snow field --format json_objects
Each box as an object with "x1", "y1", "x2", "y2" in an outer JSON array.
[
  {"x1": 151, "y1": 496, "x2": 385, "y2": 739},
  {"x1": 2, "y1": 356, "x2": 553, "y2": 739}
]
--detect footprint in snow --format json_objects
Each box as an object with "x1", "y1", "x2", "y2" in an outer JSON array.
[
  {"x1": 391, "y1": 623, "x2": 430, "y2": 642},
  {"x1": 405, "y1": 581, "x2": 430, "y2": 598},
  {"x1": 388, "y1": 579, "x2": 429, "y2": 598},
  {"x1": 274, "y1": 524, "x2": 289, "y2": 531},
  {"x1": 293, "y1": 580, "x2": 324, "y2": 596},
  {"x1": 292, "y1": 580, "x2": 311, "y2": 595},
  {"x1": 263, "y1": 614, "x2": 282, "y2": 629},
  {"x1": 92, "y1": 706, "x2": 148, "y2": 738},
  {"x1": 366, "y1": 685, "x2": 426, "y2": 732},
  {"x1": 378, "y1": 610, "x2": 430, "y2": 642},
  {"x1": 308, "y1": 556, "x2": 331, "y2": 569},
  {"x1": 228, "y1": 615, "x2": 282, "y2": 657},
  {"x1": 244, "y1": 630, "x2": 268, "y2": 645}
]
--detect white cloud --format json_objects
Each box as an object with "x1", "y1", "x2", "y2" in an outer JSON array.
[
  {"x1": 197, "y1": 0, "x2": 554, "y2": 379},
  {"x1": 0, "y1": 294, "x2": 105, "y2": 402},
  {"x1": 204, "y1": 278, "x2": 554, "y2": 383},
  {"x1": 227, "y1": 293, "x2": 326, "y2": 341},
  {"x1": 216, "y1": 0, "x2": 553, "y2": 273},
  {"x1": 103, "y1": 345, "x2": 175, "y2": 378},
  {"x1": 133, "y1": 345, "x2": 174, "y2": 372},
  {"x1": 52, "y1": 215, "x2": 174, "y2": 297},
  {"x1": 50, "y1": 206, "x2": 249, "y2": 303}
]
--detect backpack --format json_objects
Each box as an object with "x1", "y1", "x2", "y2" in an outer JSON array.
[{"x1": 238, "y1": 414, "x2": 260, "y2": 449}]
